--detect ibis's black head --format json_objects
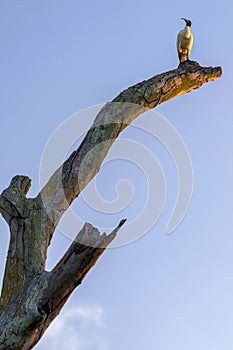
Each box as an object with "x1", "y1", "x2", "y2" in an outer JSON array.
[{"x1": 181, "y1": 18, "x2": 192, "y2": 27}]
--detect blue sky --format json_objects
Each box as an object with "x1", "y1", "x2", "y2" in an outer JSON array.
[{"x1": 1, "y1": 1, "x2": 233, "y2": 349}]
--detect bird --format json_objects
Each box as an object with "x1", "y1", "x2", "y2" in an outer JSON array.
[{"x1": 176, "y1": 18, "x2": 193, "y2": 63}]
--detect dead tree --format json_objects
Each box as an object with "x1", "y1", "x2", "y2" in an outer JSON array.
[{"x1": 0, "y1": 61, "x2": 222, "y2": 349}]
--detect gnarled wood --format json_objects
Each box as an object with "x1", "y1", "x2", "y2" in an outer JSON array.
[
  {"x1": 0, "y1": 220, "x2": 126, "y2": 350},
  {"x1": 0, "y1": 61, "x2": 222, "y2": 349}
]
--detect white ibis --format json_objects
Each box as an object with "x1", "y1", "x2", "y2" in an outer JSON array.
[{"x1": 176, "y1": 18, "x2": 193, "y2": 62}]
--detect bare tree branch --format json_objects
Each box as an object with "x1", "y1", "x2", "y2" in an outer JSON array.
[
  {"x1": 39, "y1": 61, "x2": 222, "y2": 241},
  {"x1": 0, "y1": 220, "x2": 126, "y2": 350},
  {"x1": 0, "y1": 61, "x2": 222, "y2": 350}
]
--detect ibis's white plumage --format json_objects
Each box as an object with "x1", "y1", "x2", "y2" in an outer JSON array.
[{"x1": 176, "y1": 18, "x2": 193, "y2": 62}]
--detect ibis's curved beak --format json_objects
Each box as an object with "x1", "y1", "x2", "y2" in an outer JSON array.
[{"x1": 181, "y1": 17, "x2": 189, "y2": 24}]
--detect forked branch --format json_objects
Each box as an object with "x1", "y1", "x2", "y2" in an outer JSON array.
[{"x1": 0, "y1": 61, "x2": 222, "y2": 350}]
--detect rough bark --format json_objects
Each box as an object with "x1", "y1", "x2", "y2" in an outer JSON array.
[{"x1": 0, "y1": 61, "x2": 222, "y2": 349}]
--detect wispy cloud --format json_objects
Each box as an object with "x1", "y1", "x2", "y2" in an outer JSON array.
[{"x1": 35, "y1": 302, "x2": 107, "y2": 350}]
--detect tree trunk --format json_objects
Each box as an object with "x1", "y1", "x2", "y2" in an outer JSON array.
[{"x1": 0, "y1": 61, "x2": 222, "y2": 349}]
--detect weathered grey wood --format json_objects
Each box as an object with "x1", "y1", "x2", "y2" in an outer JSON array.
[
  {"x1": 0, "y1": 61, "x2": 221, "y2": 349},
  {"x1": 0, "y1": 220, "x2": 126, "y2": 350}
]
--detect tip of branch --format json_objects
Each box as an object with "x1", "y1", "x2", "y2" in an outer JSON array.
[
  {"x1": 8, "y1": 175, "x2": 32, "y2": 196},
  {"x1": 118, "y1": 218, "x2": 127, "y2": 227},
  {"x1": 214, "y1": 66, "x2": 223, "y2": 77},
  {"x1": 177, "y1": 60, "x2": 222, "y2": 79}
]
